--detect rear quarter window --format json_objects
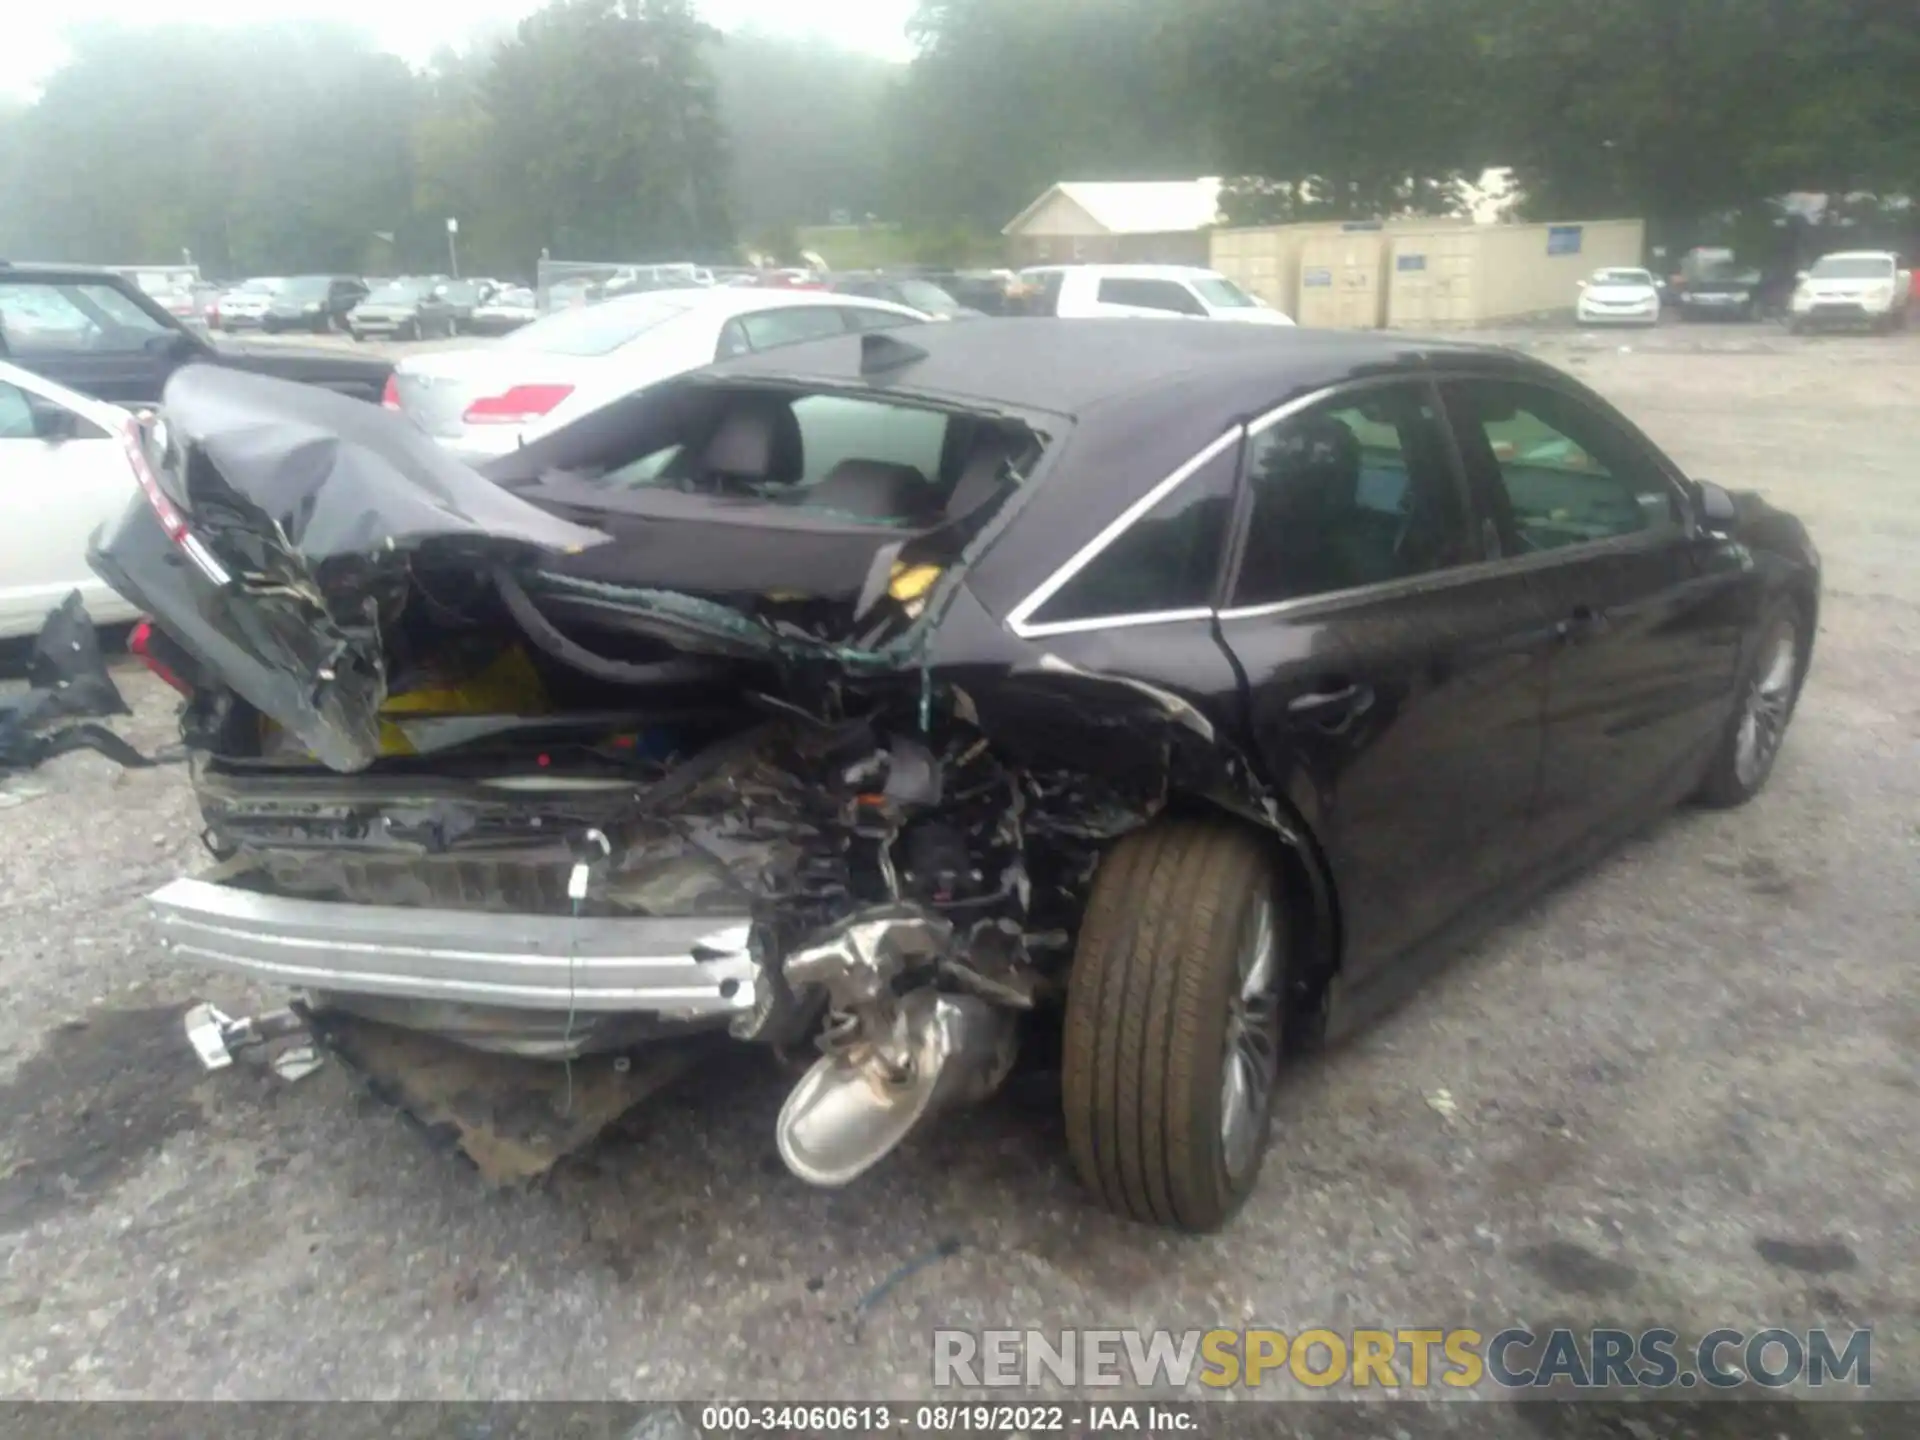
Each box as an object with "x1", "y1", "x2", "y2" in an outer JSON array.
[{"x1": 1026, "y1": 435, "x2": 1238, "y2": 627}]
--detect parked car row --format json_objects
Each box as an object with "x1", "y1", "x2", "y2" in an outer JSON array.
[
  {"x1": 1575, "y1": 249, "x2": 1911, "y2": 333},
  {"x1": 205, "y1": 274, "x2": 516, "y2": 339},
  {"x1": 537, "y1": 262, "x2": 1298, "y2": 326}
]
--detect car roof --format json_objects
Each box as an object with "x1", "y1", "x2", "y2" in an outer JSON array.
[
  {"x1": 1814, "y1": 250, "x2": 1896, "y2": 261},
  {"x1": 700, "y1": 316, "x2": 1510, "y2": 418},
  {"x1": 1019, "y1": 263, "x2": 1224, "y2": 279},
  {"x1": 566, "y1": 286, "x2": 924, "y2": 322},
  {"x1": 0, "y1": 261, "x2": 147, "y2": 284}
]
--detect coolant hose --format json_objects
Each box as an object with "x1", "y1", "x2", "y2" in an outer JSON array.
[{"x1": 491, "y1": 567, "x2": 721, "y2": 686}]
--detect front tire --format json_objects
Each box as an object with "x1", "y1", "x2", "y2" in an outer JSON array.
[
  {"x1": 1695, "y1": 598, "x2": 1805, "y2": 807},
  {"x1": 1062, "y1": 820, "x2": 1289, "y2": 1232}
]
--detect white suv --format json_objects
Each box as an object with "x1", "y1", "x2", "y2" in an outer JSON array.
[
  {"x1": 1018, "y1": 264, "x2": 1295, "y2": 325},
  {"x1": 1789, "y1": 251, "x2": 1913, "y2": 334}
]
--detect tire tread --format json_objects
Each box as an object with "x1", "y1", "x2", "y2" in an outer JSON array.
[{"x1": 1063, "y1": 820, "x2": 1280, "y2": 1230}]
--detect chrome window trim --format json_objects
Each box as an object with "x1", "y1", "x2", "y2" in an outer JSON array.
[
  {"x1": 1012, "y1": 607, "x2": 1215, "y2": 641},
  {"x1": 1006, "y1": 385, "x2": 1340, "y2": 640},
  {"x1": 1006, "y1": 366, "x2": 1694, "y2": 642},
  {"x1": 1006, "y1": 426, "x2": 1243, "y2": 639},
  {"x1": 1217, "y1": 525, "x2": 1681, "y2": 624}
]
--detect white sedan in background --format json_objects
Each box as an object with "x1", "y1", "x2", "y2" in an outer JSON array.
[
  {"x1": 386, "y1": 288, "x2": 929, "y2": 461},
  {"x1": 0, "y1": 361, "x2": 141, "y2": 638},
  {"x1": 1575, "y1": 267, "x2": 1663, "y2": 326}
]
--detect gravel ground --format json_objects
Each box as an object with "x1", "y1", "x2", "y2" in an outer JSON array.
[{"x1": 0, "y1": 321, "x2": 1916, "y2": 1427}]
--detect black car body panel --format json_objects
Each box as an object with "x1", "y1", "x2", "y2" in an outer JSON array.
[
  {"x1": 0, "y1": 263, "x2": 391, "y2": 404},
  {"x1": 90, "y1": 319, "x2": 1819, "y2": 1196}
]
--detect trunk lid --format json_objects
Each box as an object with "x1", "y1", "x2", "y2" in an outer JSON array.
[{"x1": 93, "y1": 366, "x2": 611, "y2": 771}]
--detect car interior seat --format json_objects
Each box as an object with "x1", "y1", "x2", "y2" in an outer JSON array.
[
  {"x1": 697, "y1": 393, "x2": 803, "y2": 492},
  {"x1": 805, "y1": 459, "x2": 941, "y2": 523},
  {"x1": 1393, "y1": 413, "x2": 1474, "y2": 572},
  {"x1": 1243, "y1": 413, "x2": 1368, "y2": 600}
]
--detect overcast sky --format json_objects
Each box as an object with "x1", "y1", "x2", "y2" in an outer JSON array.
[{"x1": 3, "y1": 0, "x2": 918, "y2": 99}]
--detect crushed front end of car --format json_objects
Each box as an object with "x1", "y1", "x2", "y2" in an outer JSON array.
[{"x1": 92, "y1": 362, "x2": 1257, "y2": 1187}]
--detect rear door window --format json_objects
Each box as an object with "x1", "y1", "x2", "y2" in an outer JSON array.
[
  {"x1": 0, "y1": 281, "x2": 173, "y2": 354},
  {"x1": 1229, "y1": 384, "x2": 1476, "y2": 608},
  {"x1": 737, "y1": 307, "x2": 850, "y2": 351},
  {"x1": 1095, "y1": 278, "x2": 1208, "y2": 316},
  {"x1": 840, "y1": 306, "x2": 919, "y2": 333},
  {"x1": 0, "y1": 382, "x2": 35, "y2": 438}
]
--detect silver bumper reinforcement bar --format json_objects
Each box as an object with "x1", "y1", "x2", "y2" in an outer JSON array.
[{"x1": 149, "y1": 877, "x2": 761, "y2": 1018}]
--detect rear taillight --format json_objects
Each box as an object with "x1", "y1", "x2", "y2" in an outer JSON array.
[
  {"x1": 129, "y1": 619, "x2": 193, "y2": 696},
  {"x1": 122, "y1": 419, "x2": 187, "y2": 542},
  {"x1": 121, "y1": 417, "x2": 231, "y2": 586},
  {"x1": 381, "y1": 373, "x2": 401, "y2": 409},
  {"x1": 461, "y1": 383, "x2": 575, "y2": 425}
]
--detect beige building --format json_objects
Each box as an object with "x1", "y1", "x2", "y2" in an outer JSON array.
[
  {"x1": 1212, "y1": 217, "x2": 1646, "y2": 328},
  {"x1": 1001, "y1": 179, "x2": 1221, "y2": 267}
]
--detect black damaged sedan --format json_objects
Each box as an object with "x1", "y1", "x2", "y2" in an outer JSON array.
[{"x1": 91, "y1": 320, "x2": 1819, "y2": 1231}]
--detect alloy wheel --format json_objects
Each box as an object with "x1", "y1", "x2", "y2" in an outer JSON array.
[
  {"x1": 1734, "y1": 622, "x2": 1798, "y2": 789},
  {"x1": 1220, "y1": 890, "x2": 1281, "y2": 1181}
]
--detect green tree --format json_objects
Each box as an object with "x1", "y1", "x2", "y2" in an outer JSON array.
[
  {"x1": 1193, "y1": 0, "x2": 1491, "y2": 224},
  {"x1": 886, "y1": 0, "x2": 1217, "y2": 233},
  {"x1": 711, "y1": 31, "x2": 895, "y2": 230},
  {"x1": 483, "y1": 0, "x2": 731, "y2": 261}
]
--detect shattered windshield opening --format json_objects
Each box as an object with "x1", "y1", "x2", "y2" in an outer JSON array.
[
  {"x1": 591, "y1": 392, "x2": 955, "y2": 511},
  {"x1": 506, "y1": 384, "x2": 1049, "y2": 666}
]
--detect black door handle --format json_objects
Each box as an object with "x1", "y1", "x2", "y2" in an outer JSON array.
[
  {"x1": 1288, "y1": 682, "x2": 1375, "y2": 728},
  {"x1": 1556, "y1": 604, "x2": 1610, "y2": 642}
]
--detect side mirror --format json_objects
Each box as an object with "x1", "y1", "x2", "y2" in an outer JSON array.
[
  {"x1": 1693, "y1": 479, "x2": 1739, "y2": 532},
  {"x1": 26, "y1": 394, "x2": 79, "y2": 442}
]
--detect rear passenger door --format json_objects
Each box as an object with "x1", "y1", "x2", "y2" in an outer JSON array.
[
  {"x1": 1214, "y1": 378, "x2": 1556, "y2": 981},
  {"x1": 1439, "y1": 377, "x2": 1743, "y2": 855}
]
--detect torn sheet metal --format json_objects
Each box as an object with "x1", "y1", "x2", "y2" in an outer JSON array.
[{"x1": 0, "y1": 592, "x2": 164, "y2": 773}]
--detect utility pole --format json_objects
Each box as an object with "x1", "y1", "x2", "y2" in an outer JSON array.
[{"x1": 446, "y1": 217, "x2": 461, "y2": 279}]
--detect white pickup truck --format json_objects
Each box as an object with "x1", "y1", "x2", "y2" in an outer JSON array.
[{"x1": 1789, "y1": 251, "x2": 1913, "y2": 334}]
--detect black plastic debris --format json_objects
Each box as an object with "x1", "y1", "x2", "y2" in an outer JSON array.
[{"x1": 0, "y1": 592, "x2": 162, "y2": 773}]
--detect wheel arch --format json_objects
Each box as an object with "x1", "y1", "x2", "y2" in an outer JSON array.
[{"x1": 1161, "y1": 786, "x2": 1343, "y2": 1027}]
